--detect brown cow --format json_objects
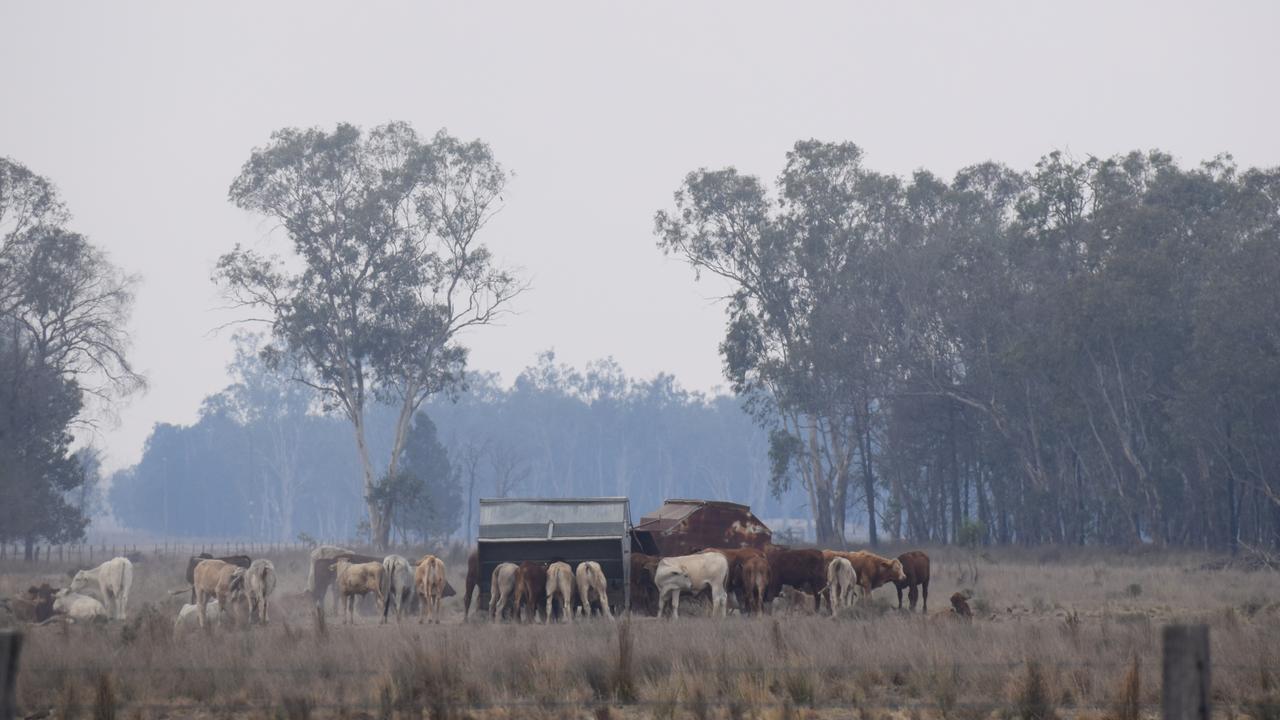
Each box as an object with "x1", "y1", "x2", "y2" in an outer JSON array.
[
  {"x1": 514, "y1": 561, "x2": 549, "y2": 623},
  {"x1": 950, "y1": 592, "x2": 972, "y2": 618},
  {"x1": 894, "y1": 551, "x2": 930, "y2": 612},
  {"x1": 185, "y1": 554, "x2": 250, "y2": 604},
  {"x1": 703, "y1": 547, "x2": 766, "y2": 612},
  {"x1": 332, "y1": 558, "x2": 385, "y2": 625},
  {"x1": 629, "y1": 553, "x2": 661, "y2": 616},
  {"x1": 740, "y1": 555, "x2": 770, "y2": 615},
  {"x1": 765, "y1": 548, "x2": 827, "y2": 613},
  {"x1": 311, "y1": 553, "x2": 381, "y2": 613},
  {"x1": 845, "y1": 551, "x2": 907, "y2": 599},
  {"x1": 192, "y1": 559, "x2": 247, "y2": 628}
]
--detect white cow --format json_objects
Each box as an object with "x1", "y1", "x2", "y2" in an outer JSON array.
[
  {"x1": 489, "y1": 562, "x2": 519, "y2": 622},
  {"x1": 176, "y1": 600, "x2": 222, "y2": 631},
  {"x1": 826, "y1": 557, "x2": 857, "y2": 615},
  {"x1": 52, "y1": 589, "x2": 108, "y2": 622},
  {"x1": 245, "y1": 559, "x2": 277, "y2": 624},
  {"x1": 69, "y1": 556, "x2": 133, "y2": 620},
  {"x1": 545, "y1": 562, "x2": 575, "y2": 623},
  {"x1": 655, "y1": 552, "x2": 729, "y2": 619},
  {"x1": 574, "y1": 561, "x2": 613, "y2": 619},
  {"x1": 381, "y1": 554, "x2": 414, "y2": 624}
]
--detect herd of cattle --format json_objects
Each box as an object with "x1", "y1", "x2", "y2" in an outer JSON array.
[{"x1": 7, "y1": 543, "x2": 962, "y2": 629}]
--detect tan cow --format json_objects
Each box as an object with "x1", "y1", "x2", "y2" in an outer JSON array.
[
  {"x1": 489, "y1": 562, "x2": 519, "y2": 622},
  {"x1": 414, "y1": 554, "x2": 447, "y2": 624},
  {"x1": 245, "y1": 559, "x2": 277, "y2": 624},
  {"x1": 193, "y1": 559, "x2": 247, "y2": 628},
  {"x1": 844, "y1": 551, "x2": 907, "y2": 599},
  {"x1": 655, "y1": 552, "x2": 729, "y2": 619},
  {"x1": 741, "y1": 555, "x2": 770, "y2": 615},
  {"x1": 574, "y1": 561, "x2": 612, "y2": 620},
  {"x1": 332, "y1": 558, "x2": 385, "y2": 625},
  {"x1": 545, "y1": 561, "x2": 575, "y2": 623},
  {"x1": 826, "y1": 557, "x2": 856, "y2": 614}
]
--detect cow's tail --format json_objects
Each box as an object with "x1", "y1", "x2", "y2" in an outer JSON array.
[{"x1": 260, "y1": 561, "x2": 277, "y2": 596}]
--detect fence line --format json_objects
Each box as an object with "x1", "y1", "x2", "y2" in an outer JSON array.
[{"x1": 0, "y1": 539, "x2": 461, "y2": 565}]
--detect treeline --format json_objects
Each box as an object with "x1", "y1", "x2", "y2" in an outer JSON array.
[
  {"x1": 1, "y1": 158, "x2": 138, "y2": 558},
  {"x1": 108, "y1": 342, "x2": 803, "y2": 542},
  {"x1": 659, "y1": 145, "x2": 1280, "y2": 552}
]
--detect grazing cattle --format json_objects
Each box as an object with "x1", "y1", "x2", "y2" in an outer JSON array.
[
  {"x1": 704, "y1": 547, "x2": 766, "y2": 611},
  {"x1": 185, "y1": 554, "x2": 250, "y2": 603},
  {"x1": 193, "y1": 559, "x2": 247, "y2": 628},
  {"x1": 826, "y1": 557, "x2": 856, "y2": 614},
  {"x1": 463, "y1": 548, "x2": 480, "y2": 622},
  {"x1": 333, "y1": 558, "x2": 385, "y2": 625},
  {"x1": 740, "y1": 555, "x2": 770, "y2": 615},
  {"x1": 629, "y1": 553, "x2": 661, "y2": 616},
  {"x1": 845, "y1": 551, "x2": 907, "y2": 599},
  {"x1": 26, "y1": 584, "x2": 56, "y2": 623},
  {"x1": 545, "y1": 562, "x2": 575, "y2": 623},
  {"x1": 894, "y1": 551, "x2": 931, "y2": 612},
  {"x1": 514, "y1": 561, "x2": 549, "y2": 623},
  {"x1": 950, "y1": 592, "x2": 973, "y2": 618},
  {"x1": 489, "y1": 562, "x2": 519, "y2": 621},
  {"x1": 574, "y1": 561, "x2": 612, "y2": 619},
  {"x1": 52, "y1": 589, "x2": 108, "y2": 622},
  {"x1": 655, "y1": 552, "x2": 729, "y2": 619},
  {"x1": 381, "y1": 555, "x2": 414, "y2": 624},
  {"x1": 765, "y1": 549, "x2": 827, "y2": 613},
  {"x1": 70, "y1": 556, "x2": 134, "y2": 620},
  {"x1": 244, "y1": 559, "x2": 277, "y2": 624},
  {"x1": 414, "y1": 554, "x2": 447, "y2": 624},
  {"x1": 175, "y1": 599, "x2": 239, "y2": 632}
]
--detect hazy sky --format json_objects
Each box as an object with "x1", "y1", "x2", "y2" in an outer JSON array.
[{"x1": 2, "y1": 2, "x2": 1278, "y2": 472}]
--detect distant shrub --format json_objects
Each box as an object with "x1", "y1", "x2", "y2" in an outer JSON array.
[{"x1": 1125, "y1": 583, "x2": 1143, "y2": 598}]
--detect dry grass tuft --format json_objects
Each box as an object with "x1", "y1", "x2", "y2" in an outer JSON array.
[
  {"x1": 1012, "y1": 661, "x2": 1056, "y2": 720},
  {"x1": 1111, "y1": 656, "x2": 1140, "y2": 720},
  {"x1": 92, "y1": 672, "x2": 117, "y2": 720}
]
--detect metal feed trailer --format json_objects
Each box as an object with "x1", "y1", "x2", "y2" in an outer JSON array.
[{"x1": 476, "y1": 497, "x2": 633, "y2": 612}]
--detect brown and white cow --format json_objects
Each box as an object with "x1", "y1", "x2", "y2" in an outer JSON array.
[
  {"x1": 894, "y1": 551, "x2": 930, "y2": 612},
  {"x1": 186, "y1": 554, "x2": 250, "y2": 604},
  {"x1": 489, "y1": 562, "x2": 519, "y2": 622},
  {"x1": 654, "y1": 552, "x2": 729, "y2": 619},
  {"x1": 703, "y1": 547, "x2": 766, "y2": 612},
  {"x1": 414, "y1": 554, "x2": 447, "y2": 624},
  {"x1": 545, "y1": 561, "x2": 575, "y2": 623},
  {"x1": 574, "y1": 561, "x2": 612, "y2": 619},
  {"x1": 332, "y1": 558, "x2": 385, "y2": 625}
]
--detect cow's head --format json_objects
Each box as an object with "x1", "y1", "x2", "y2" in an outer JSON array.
[
  {"x1": 885, "y1": 558, "x2": 906, "y2": 583},
  {"x1": 68, "y1": 570, "x2": 92, "y2": 593}
]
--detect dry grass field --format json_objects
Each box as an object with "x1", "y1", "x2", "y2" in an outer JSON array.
[{"x1": 3, "y1": 544, "x2": 1280, "y2": 720}]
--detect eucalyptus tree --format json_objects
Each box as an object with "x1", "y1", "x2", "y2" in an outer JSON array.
[{"x1": 217, "y1": 123, "x2": 522, "y2": 547}]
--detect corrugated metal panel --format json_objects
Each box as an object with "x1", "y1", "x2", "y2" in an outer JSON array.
[{"x1": 479, "y1": 497, "x2": 629, "y2": 539}]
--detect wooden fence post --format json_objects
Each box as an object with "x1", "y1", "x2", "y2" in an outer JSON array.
[
  {"x1": 1, "y1": 630, "x2": 23, "y2": 720},
  {"x1": 1163, "y1": 624, "x2": 1210, "y2": 720}
]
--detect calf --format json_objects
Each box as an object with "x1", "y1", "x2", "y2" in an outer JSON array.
[
  {"x1": 514, "y1": 561, "x2": 549, "y2": 623},
  {"x1": 414, "y1": 554, "x2": 447, "y2": 624},
  {"x1": 489, "y1": 562, "x2": 519, "y2": 621},
  {"x1": 704, "y1": 547, "x2": 766, "y2": 612},
  {"x1": 245, "y1": 559, "x2": 277, "y2": 624},
  {"x1": 654, "y1": 552, "x2": 729, "y2": 619},
  {"x1": 381, "y1": 555, "x2": 414, "y2": 623},
  {"x1": 894, "y1": 550, "x2": 930, "y2": 612},
  {"x1": 574, "y1": 561, "x2": 612, "y2": 619},
  {"x1": 740, "y1": 555, "x2": 770, "y2": 615},
  {"x1": 950, "y1": 592, "x2": 973, "y2": 618},
  {"x1": 52, "y1": 589, "x2": 108, "y2": 622},
  {"x1": 193, "y1": 559, "x2": 247, "y2": 629},
  {"x1": 826, "y1": 557, "x2": 856, "y2": 614},
  {"x1": 765, "y1": 548, "x2": 826, "y2": 613},
  {"x1": 545, "y1": 561, "x2": 575, "y2": 623},
  {"x1": 333, "y1": 558, "x2": 385, "y2": 625},
  {"x1": 463, "y1": 548, "x2": 480, "y2": 622},
  {"x1": 70, "y1": 556, "x2": 134, "y2": 620}
]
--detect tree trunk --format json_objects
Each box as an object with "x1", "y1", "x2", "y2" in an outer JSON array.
[
  {"x1": 860, "y1": 422, "x2": 878, "y2": 547},
  {"x1": 353, "y1": 414, "x2": 387, "y2": 548}
]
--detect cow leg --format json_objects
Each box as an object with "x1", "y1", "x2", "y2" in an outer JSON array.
[
  {"x1": 921, "y1": 580, "x2": 928, "y2": 613},
  {"x1": 908, "y1": 584, "x2": 919, "y2": 612},
  {"x1": 197, "y1": 592, "x2": 207, "y2": 629},
  {"x1": 671, "y1": 590, "x2": 681, "y2": 620},
  {"x1": 897, "y1": 584, "x2": 905, "y2": 610}
]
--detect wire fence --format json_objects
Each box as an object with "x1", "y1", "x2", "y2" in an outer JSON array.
[{"x1": 0, "y1": 539, "x2": 468, "y2": 566}]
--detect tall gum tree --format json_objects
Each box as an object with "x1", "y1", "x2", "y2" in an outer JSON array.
[{"x1": 217, "y1": 122, "x2": 522, "y2": 548}]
